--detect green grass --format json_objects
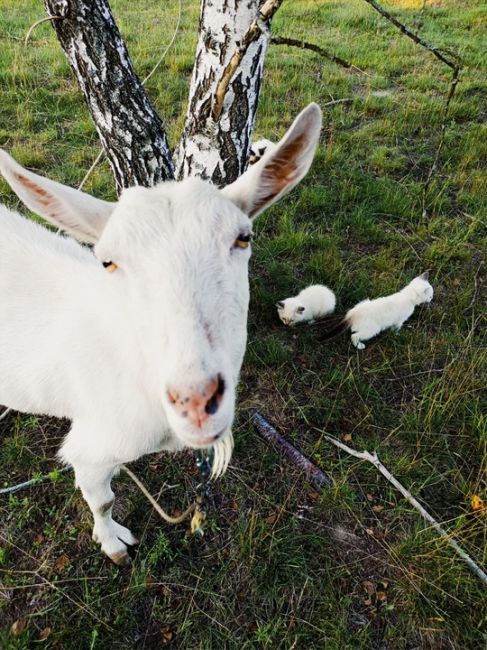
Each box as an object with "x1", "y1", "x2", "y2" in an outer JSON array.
[{"x1": 1, "y1": 0, "x2": 486, "y2": 648}]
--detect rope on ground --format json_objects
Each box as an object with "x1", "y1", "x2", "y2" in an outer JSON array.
[{"x1": 121, "y1": 464, "x2": 196, "y2": 525}]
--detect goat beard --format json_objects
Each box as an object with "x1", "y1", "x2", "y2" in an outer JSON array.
[{"x1": 210, "y1": 431, "x2": 234, "y2": 479}]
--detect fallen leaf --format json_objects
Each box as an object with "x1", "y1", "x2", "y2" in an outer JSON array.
[
  {"x1": 376, "y1": 590, "x2": 387, "y2": 602},
  {"x1": 343, "y1": 433, "x2": 353, "y2": 442},
  {"x1": 10, "y1": 619, "x2": 27, "y2": 636},
  {"x1": 55, "y1": 554, "x2": 70, "y2": 572},
  {"x1": 471, "y1": 495, "x2": 484, "y2": 511},
  {"x1": 372, "y1": 505, "x2": 384, "y2": 513},
  {"x1": 265, "y1": 512, "x2": 279, "y2": 525},
  {"x1": 161, "y1": 625, "x2": 173, "y2": 645},
  {"x1": 362, "y1": 580, "x2": 375, "y2": 596},
  {"x1": 39, "y1": 627, "x2": 51, "y2": 640},
  {"x1": 366, "y1": 494, "x2": 374, "y2": 502}
]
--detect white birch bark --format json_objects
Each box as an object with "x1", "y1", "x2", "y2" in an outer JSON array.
[{"x1": 176, "y1": 0, "x2": 282, "y2": 185}]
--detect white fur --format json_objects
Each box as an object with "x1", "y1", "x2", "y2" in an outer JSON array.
[
  {"x1": 277, "y1": 284, "x2": 336, "y2": 326},
  {"x1": 0, "y1": 103, "x2": 322, "y2": 563},
  {"x1": 347, "y1": 273, "x2": 433, "y2": 350}
]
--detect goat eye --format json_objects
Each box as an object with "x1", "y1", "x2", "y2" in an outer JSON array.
[
  {"x1": 102, "y1": 260, "x2": 118, "y2": 272},
  {"x1": 234, "y1": 233, "x2": 252, "y2": 249}
]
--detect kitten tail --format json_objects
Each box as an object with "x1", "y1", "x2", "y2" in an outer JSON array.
[{"x1": 313, "y1": 314, "x2": 350, "y2": 341}]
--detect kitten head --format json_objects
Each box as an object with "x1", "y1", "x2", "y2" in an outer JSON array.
[
  {"x1": 409, "y1": 271, "x2": 434, "y2": 304},
  {"x1": 276, "y1": 297, "x2": 307, "y2": 325},
  {"x1": 249, "y1": 139, "x2": 276, "y2": 166}
]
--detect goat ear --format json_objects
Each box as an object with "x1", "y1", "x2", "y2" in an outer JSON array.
[
  {"x1": 276, "y1": 301, "x2": 285, "y2": 309},
  {"x1": 0, "y1": 150, "x2": 115, "y2": 243},
  {"x1": 222, "y1": 103, "x2": 322, "y2": 218},
  {"x1": 418, "y1": 271, "x2": 430, "y2": 281}
]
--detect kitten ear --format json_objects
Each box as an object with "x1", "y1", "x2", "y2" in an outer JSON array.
[
  {"x1": 296, "y1": 306, "x2": 305, "y2": 314},
  {"x1": 418, "y1": 271, "x2": 430, "y2": 281},
  {"x1": 276, "y1": 301, "x2": 285, "y2": 309}
]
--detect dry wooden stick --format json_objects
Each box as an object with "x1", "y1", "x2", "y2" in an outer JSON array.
[
  {"x1": 270, "y1": 36, "x2": 366, "y2": 74},
  {"x1": 323, "y1": 434, "x2": 487, "y2": 586},
  {"x1": 250, "y1": 409, "x2": 334, "y2": 489}
]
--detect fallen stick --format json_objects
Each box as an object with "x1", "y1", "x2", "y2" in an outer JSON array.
[
  {"x1": 250, "y1": 409, "x2": 333, "y2": 489},
  {"x1": 323, "y1": 434, "x2": 487, "y2": 587},
  {"x1": 0, "y1": 467, "x2": 70, "y2": 495}
]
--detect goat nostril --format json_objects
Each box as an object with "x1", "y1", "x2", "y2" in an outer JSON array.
[{"x1": 204, "y1": 374, "x2": 225, "y2": 416}]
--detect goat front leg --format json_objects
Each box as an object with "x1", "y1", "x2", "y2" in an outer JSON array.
[{"x1": 73, "y1": 463, "x2": 138, "y2": 566}]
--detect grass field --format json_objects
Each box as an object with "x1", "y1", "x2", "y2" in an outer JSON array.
[{"x1": 0, "y1": 0, "x2": 486, "y2": 648}]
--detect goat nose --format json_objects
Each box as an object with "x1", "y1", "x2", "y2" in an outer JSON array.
[{"x1": 167, "y1": 374, "x2": 225, "y2": 427}]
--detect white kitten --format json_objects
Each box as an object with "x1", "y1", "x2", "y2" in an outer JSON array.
[
  {"x1": 277, "y1": 284, "x2": 336, "y2": 326},
  {"x1": 317, "y1": 272, "x2": 433, "y2": 349},
  {"x1": 249, "y1": 139, "x2": 276, "y2": 165}
]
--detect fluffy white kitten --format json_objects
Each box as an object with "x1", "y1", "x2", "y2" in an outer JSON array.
[
  {"x1": 249, "y1": 139, "x2": 276, "y2": 165},
  {"x1": 277, "y1": 284, "x2": 336, "y2": 325},
  {"x1": 318, "y1": 272, "x2": 433, "y2": 349}
]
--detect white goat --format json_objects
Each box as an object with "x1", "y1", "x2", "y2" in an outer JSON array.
[{"x1": 0, "y1": 104, "x2": 322, "y2": 565}]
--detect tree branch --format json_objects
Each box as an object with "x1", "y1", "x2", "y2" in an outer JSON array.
[
  {"x1": 324, "y1": 434, "x2": 487, "y2": 586},
  {"x1": 45, "y1": 0, "x2": 174, "y2": 190},
  {"x1": 270, "y1": 35, "x2": 366, "y2": 74},
  {"x1": 362, "y1": 0, "x2": 460, "y2": 70}
]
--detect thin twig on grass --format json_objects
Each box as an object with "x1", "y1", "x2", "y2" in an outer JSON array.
[
  {"x1": 464, "y1": 261, "x2": 484, "y2": 311},
  {"x1": 0, "y1": 467, "x2": 70, "y2": 495},
  {"x1": 250, "y1": 409, "x2": 334, "y2": 489},
  {"x1": 322, "y1": 98, "x2": 354, "y2": 108},
  {"x1": 270, "y1": 36, "x2": 367, "y2": 75},
  {"x1": 323, "y1": 434, "x2": 487, "y2": 586}
]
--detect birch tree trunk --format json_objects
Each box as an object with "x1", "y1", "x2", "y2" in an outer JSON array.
[
  {"x1": 45, "y1": 0, "x2": 282, "y2": 189},
  {"x1": 176, "y1": 0, "x2": 282, "y2": 185},
  {"x1": 44, "y1": 0, "x2": 174, "y2": 190}
]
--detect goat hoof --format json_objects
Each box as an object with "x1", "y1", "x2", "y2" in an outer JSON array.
[{"x1": 109, "y1": 550, "x2": 131, "y2": 566}]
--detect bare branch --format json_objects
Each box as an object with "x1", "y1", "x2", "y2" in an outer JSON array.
[
  {"x1": 271, "y1": 35, "x2": 366, "y2": 74},
  {"x1": 324, "y1": 435, "x2": 487, "y2": 586},
  {"x1": 362, "y1": 0, "x2": 461, "y2": 70}
]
